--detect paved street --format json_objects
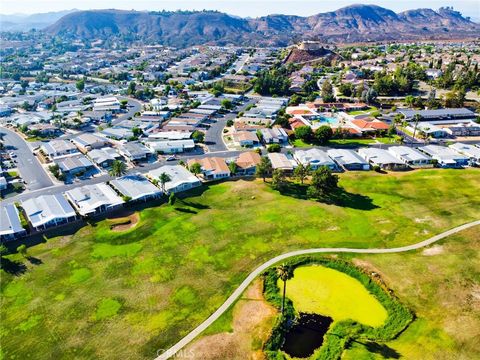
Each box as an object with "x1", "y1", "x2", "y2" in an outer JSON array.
[
  {"x1": 58, "y1": 97, "x2": 142, "y2": 140},
  {"x1": 0, "y1": 127, "x2": 53, "y2": 191},
  {"x1": 205, "y1": 99, "x2": 256, "y2": 152},
  {"x1": 0, "y1": 149, "x2": 243, "y2": 206}
]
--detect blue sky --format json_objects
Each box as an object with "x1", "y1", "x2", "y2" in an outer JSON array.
[{"x1": 1, "y1": 0, "x2": 479, "y2": 19}]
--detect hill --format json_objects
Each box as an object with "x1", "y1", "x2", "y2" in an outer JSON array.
[{"x1": 44, "y1": 5, "x2": 480, "y2": 47}]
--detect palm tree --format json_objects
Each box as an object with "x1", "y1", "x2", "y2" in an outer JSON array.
[
  {"x1": 109, "y1": 160, "x2": 127, "y2": 177},
  {"x1": 276, "y1": 264, "x2": 294, "y2": 315},
  {"x1": 159, "y1": 172, "x2": 172, "y2": 194},
  {"x1": 411, "y1": 114, "x2": 422, "y2": 145}
]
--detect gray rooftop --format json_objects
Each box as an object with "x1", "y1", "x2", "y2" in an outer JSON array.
[
  {"x1": 110, "y1": 174, "x2": 161, "y2": 201},
  {"x1": 22, "y1": 194, "x2": 76, "y2": 228},
  {"x1": 388, "y1": 146, "x2": 431, "y2": 162},
  {"x1": 400, "y1": 108, "x2": 474, "y2": 119},
  {"x1": 0, "y1": 204, "x2": 25, "y2": 236},
  {"x1": 327, "y1": 149, "x2": 369, "y2": 166}
]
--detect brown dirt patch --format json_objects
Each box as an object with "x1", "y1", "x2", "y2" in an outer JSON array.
[
  {"x1": 180, "y1": 279, "x2": 277, "y2": 360},
  {"x1": 422, "y1": 245, "x2": 444, "y2": 256},
  {"x1": 109, "y1": 212, "x2": 140, "y2": 232}
]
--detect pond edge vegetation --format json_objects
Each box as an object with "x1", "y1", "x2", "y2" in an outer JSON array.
[{"x1": 262, "y1": 256, "x2": 414, "y2": 360}]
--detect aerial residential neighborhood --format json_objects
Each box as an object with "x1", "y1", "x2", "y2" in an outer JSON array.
[{"x1": 0, "y1": 2, "x2": 479, "y2": 360}]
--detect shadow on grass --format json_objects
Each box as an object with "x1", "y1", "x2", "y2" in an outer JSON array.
[
  {"x1": 0, "y1": 258, "x2": 27, "y2": 276},
  {"x1": 179, "y1": 200, "x2": 210, "y2": 210},
  {"x1": 27, "y1": 256, "x2": 43, "y2": 265},
  {"x1": 174, "y1": 207, "x2": 198, "y2": 214},
  {"x1": 354, "y1": 341, "x2": 401, "y2": 359},
  {"x1": 277, "y1": 183, "x2": 379, "y2": 210}
]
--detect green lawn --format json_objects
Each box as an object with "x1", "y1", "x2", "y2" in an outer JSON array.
[
  {"x1": 1, "y1": 169, "x2": 479, "y2": 359},
  {"x1": 293, "y1": 136, "x2": 399, "y2": 148},
  {"x1": 346, "y1": 106, "x2": 379, "y2": 116},
  {"x1": 342, "y1": 225, "x2": 480, "y2": 360},
  {"x1": 282, "y1": 265, "x2": 388, "y2": 327}
]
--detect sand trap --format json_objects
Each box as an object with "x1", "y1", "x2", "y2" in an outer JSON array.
[
  {"x1": 109, "y1": 213, "x2": 140, "y2": 232},
  {"x1": 422, "y1": 245, "x2": 444, "y2": 256}
]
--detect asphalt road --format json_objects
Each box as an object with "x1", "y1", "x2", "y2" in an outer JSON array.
[
  {"x1": 205, "y1": 99, "x2": 256, "y2": 152},
  {"x1": 0, "y1": 127, "x2": 53, "y2": 191},
  {"x1": 0, "y1": 149, "x2": 243, "y2": 206},
  {"x1": 58, "y1": 97, "x2": 142, "y2": 140},
  {"x1": 155, "y1": 220, "x2": 480, "y2": 360}
]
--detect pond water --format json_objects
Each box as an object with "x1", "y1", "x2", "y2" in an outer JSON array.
[{"x1": 281, "y1": 313, "x2": 333, "y2": 358}]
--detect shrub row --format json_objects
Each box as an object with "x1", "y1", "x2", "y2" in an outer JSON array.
[{"x1": 262, "y1": 256, "x2": 414, "y2": 360}]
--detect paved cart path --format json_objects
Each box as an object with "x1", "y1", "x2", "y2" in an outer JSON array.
[{"x1": 155, "y1": 220, "x2": 480, "y2": 359}]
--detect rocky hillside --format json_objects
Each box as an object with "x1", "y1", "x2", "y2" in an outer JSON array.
[{"x1": 45, "y1": 5, "x2": 480, "y2": 47}]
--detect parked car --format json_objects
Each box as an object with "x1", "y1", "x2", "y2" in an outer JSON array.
[{"x1": 166, "y1": 155, "x2": 177, "y2": 161}]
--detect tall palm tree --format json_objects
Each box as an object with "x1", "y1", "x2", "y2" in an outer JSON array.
[
  {"x1": 109, "y1": 160, "x2": 127, "y2": 177},
  {"x1": 276, "y1": 264, "x2": 294, "y2": 315},
  {"x1": 159, "y1": 172, "x2": 172, "y2": 194},
  {"x1": 411, "y1": 114, "x2": 422, "y2": 146}
]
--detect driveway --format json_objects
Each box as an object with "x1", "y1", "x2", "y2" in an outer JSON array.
[{"x1": 0, "y1": 126, "x2": 53, "y2": 191}]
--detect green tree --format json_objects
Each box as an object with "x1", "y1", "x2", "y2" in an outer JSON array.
[
  {"x1": 76, "y1": 78, "x2": 85, "y2": 92},
  {"x1": 314, "y1": 126, "x2": 333, "y2": 145},
  {"x1": 294, "y1": 126, "x2": 313, "y2": 142},
  {"x1": 132, "y1": 127, "x2": 143, "y2": 138},
  {"x1": 109, "y1": 160, "x2": 127, "y2": 177},
  {"x1": 228, "y1": 161, "x2": 237, "y2": 175},
  {"x1": 192, "y1": 130, "x2": 205, "y2": 143},
  {"x1": 276, "y1": 264, "x2": 294, "y2": 315},
  {"x1": 17, "y1": 244, "x2": 28, "y2": 258},
  {"x1": 221, "y1": 99, "x2": 233, "y2": 110},
  {"x1": 168, "y1": 192, "x2": 176, "y2": 205},
  {"x1": 293, "y1": 163, "x2": 311, "y2": 185},
  {"x1": 159, "y1": 172, "x2": 172, "y2": 193},
  {"x1": 271, "y1": 169, "x2": 287, "y2": 191},
  {"x1": 307, "y1": 167, "x2": 339, "y2": 199},
  {"x1": 321, "y1": 80, "x2": 335, "y2": 103},
  {"x1": 189, "y1": 162, "x2": 202, "y2": 177},
  {"x1": 412, "y1": 114, "x2": 422, "y2": 141},
  {"x1": 127, "y1": 81, "x2": 136, "y2": 96},
  {"x1": 267, "y1": 144, "x2": 281, "y2": 153},
  {"x1": 404, "y1": 95, "x2": 415, "y2": 108},
  {"x1": 338, "y1": 83, "x2": 353, "y2": 97},
  {"x1": 255, "y1": 156, "x2": 272, "y2": 182}
]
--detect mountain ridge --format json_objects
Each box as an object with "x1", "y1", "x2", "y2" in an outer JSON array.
[{"x1": 28, "y1": 5, "x2": 480, "y2": 46}]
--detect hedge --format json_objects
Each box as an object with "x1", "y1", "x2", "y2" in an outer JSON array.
[{"x1": 262, "y1": 256, "x2": 414, "y2": 360}]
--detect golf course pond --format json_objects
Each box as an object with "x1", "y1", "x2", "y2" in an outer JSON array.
[{"x1": 278, "y1": 265, "x2": 388, "y2": 357}]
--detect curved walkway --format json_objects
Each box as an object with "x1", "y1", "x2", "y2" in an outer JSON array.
[{"x1": 156, "y1": 220, "x2": 480, "y2": 359}]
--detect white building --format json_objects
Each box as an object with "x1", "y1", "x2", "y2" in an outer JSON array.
[
  {"x1": 419, "y1": 145, "x2": 469, "y2": 168},
  {"x1": 327, "y1": 149, "x2": 370, "y2": 171},
  {"x1": 22, "y1": 194, "x2": 77, "y2": 230},
  {"x1": 294, "y1": 149, "x2": 337, "y2": 171},
  {"x1": 388, "y1": 146, "x2": 432, "y2": 168},
  {"x1": 267, "y1": 153, "x2": 297, "y2": 172},
  {"x1": 358, "y1": 148, "x2": 407, "y2": 171},
  {"x1": 65, "y1": 183, "x2": 124, "y2": 217},
  {"x1": 110, "y1": 174, "x2": 162, "y2": 201},
  {"x1": 148, "y1": 165, "x2": 201, "y2": 193},
  {"x1": 0, "y1": 204, "x2": 27, "y2": 241},
  {"x1": 449, "y1": 143, "x2": 480, "y2": 166}
]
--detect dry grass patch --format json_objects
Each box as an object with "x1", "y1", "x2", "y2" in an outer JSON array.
[{"x1": 181, "y1": 280, "x2": 277, "y2": 360}]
